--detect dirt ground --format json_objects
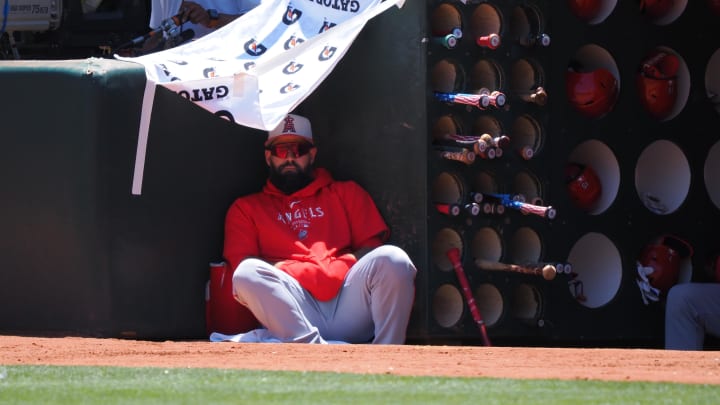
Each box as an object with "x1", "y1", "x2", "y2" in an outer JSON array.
[{"x1": 1, "y1": 336, "x2": 719, "y2": 385}]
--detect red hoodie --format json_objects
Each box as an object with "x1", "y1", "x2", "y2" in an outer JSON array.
[{"x1": 223, "y1": 168, "x2": 389, "y2": 301}]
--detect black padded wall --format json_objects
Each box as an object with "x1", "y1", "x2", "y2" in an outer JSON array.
[
  {"x1": 543, "y1": 0, "x2": 720, "y2": 345},
  {"x1": 0, "y1": 59, "x2": 267, "y2": 338},
  {"x1": 422, "y1": 0, "x2": 720, "y2": 347},
  {"x1": 0, "y1": 60, "x2": 119, "y2": 333},
  {"x1": 105, "y1": 86, "x2": 267, "y2": 338}
]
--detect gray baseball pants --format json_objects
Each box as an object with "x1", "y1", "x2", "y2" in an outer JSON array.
[
  {"x1": 232, "y1": 245, "x2": 417, "y2": 344},
  {"x1": 665, "y1": 283, "x2": 720, "y2": 350}
]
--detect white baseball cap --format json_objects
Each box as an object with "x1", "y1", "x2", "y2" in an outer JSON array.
[{"x1": 266, "y1": 114, "x2": 314, "y2": 146}]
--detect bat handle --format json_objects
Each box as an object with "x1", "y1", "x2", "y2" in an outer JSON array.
[
  {"x1": 518, "y1": 202, "x2": 557, "y2": 219},
  {"x1": 446, "y1": 247, "x2": 461, "y2": 266}
]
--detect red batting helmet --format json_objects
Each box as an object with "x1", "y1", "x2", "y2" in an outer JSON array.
[
  {"x1": 638, "y1": 234, "x2": 693, "y2": 298},
  {"x1": 639, "y1": 0, "x2": 676, "y2": 19},
  {"x1": 637, "y1": 51, "x2": 679, "y2": 120},
  {"x1": 566, "y1": 65, "x2": 619, "y2": 119},
  {"x1": 565, "y1": 162, "x2": 602, "y2": 211},
  {"x1": 567, "y1": 0, "x2": 603, "y2": 22}
]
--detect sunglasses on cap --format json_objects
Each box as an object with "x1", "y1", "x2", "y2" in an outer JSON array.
[{"x1": 266, "y1": 142, "x2": 313, "y2": 158}]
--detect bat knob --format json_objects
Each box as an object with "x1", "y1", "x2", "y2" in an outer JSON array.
[
  {"x1": 446, "y1": 247, "x2": 461, "y2": 263},
  {"x1": 542, "y1": 264, "x2": 557, "y2": 281}
]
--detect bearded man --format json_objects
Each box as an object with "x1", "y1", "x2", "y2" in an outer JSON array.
[{"x1": 222, "y1": 114, "x2": 417, "y2": 344}]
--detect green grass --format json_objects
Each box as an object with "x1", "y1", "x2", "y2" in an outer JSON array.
[{"x1": 0, "y1": 365, "x2": 717, "y2": 404}]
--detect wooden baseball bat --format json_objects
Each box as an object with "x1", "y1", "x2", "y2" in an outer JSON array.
[
  {"x1": 474, "y1": 258, "x2": 557, "y2": 281},
  {"x1": 435, "y1": 146, "x2": 476, "y2": 165}
]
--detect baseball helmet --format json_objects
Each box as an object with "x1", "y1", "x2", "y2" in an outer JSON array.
[
  {"x1": 566, "y1": 64, "x2": 619, "y2": 119},
  {"x1": 639, "y1": 0, "x2": 675, "y2": 19},
  {"x1": 567, "y1": 0, "x2": 603, "y2": 22},
  {"x1": 638, "y1": 234, "x2": 693, "y2": 298},
  {"x1": 637, "y1": 51, "x2": 679, "y2": 120},
  {"x1": 565, "y1": 162, "x2": 602, "y2": 211}
]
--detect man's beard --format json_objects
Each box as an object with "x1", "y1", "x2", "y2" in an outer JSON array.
[{"x1": 269, "y1": 161, "x2": 314, "y2": 194}]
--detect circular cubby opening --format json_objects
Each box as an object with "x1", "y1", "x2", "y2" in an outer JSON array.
[
  {"x1": 567, "y1": 232, "x2": 622, "y2": 308},
  {"x1": 473, "y1": 283, "x2": 504, "y2": 327},
  {"x1": 704, "y1": 140, "x2": 720, "y2": 211},
  {"x1": 471, "y1": 227, "x2": 504, "y2": 264},
  {"x1": 472, "y1": 114, "x2": 504, "y2": 138},
  {"x1": 566, "y1": 139, "x2": 620, "y2": 215},
  {"x1": 468, "y1": 58, "x2": 504, "y2": 94},
  {"x1": 634, "y1": 139, "x2": 690, "y2": 215},
  {"x1": 469, "y1": 3, "x2": 502, "y2": 48},
  {"x1": 509, "y1": 226, "x2": 542, "y2": 264},
  {"x1": 431, "y1": 58, "x2": 465, "y2": 93},
  {"x1": 431, "y1": 114, "x2": 464, "y2": 143},
  {"x1": 430, "y1": 3, "x2": 463, "y2": 38},
  {"x1": 508, "y1": 5, "x2": 532, "y2": 45},
  {"x1": 509, "y1": 58, "x2": 544, "y2": 99},
  {"x1": 432, "y1": 283, "x2": 464, "y2": 328},
  {"x1": 510, "y1": 114, "x2": 543, "y2": 160},
  {"x1": 509, "y1": 283, "x2": 543, "y2": 326},
  {"x1": 705, "y1": 48, "x2": 720, "y2": 116},
  {"x1": 431, "y1": 171, "x2": 464, "y2": 205},
  {"x1": 508, "y1": 4, "x2": 549, "y2": 48},
  {"x1": 639, "y1": 0, "x2": 687, "y2": 26},
  {"x1": 567, "y1": 0, "x2": 617, "y2": 25},
  {"x1": 431, "y1": 227, "x2": 463, "y2": 272},
  {"x1": 473, "y1": 170, "x2": 499, "y2": 196},
  {"x1": 513, "y1": 170, "x2": 544, "y2": 205}
]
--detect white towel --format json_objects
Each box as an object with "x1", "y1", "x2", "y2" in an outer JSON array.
[{"x1": 209, "y1": 329, "x2": 347, "y2": 344}]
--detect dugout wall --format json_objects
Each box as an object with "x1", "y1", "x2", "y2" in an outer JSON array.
[
  {"x1": 0, "y1": 0, "x2": 719, "y2": 346},
  {"x1": 0, "y1": 59, "x2": 268, "y2": 338}
]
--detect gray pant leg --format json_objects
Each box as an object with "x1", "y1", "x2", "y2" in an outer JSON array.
[
  {"x1": 232, "y1": 258, "x2": 327, "y2": 344},
  {"x1": 665, "y1": 283, "x2": 720, "y2": 350},
  {"x1": 324, "y1": 245, "x2": 417, "y2": 344}
]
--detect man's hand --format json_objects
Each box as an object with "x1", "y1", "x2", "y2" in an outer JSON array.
[
  {"x1": 180, "y1": 1, "x2": 212, "y2": 27},
  {"x1": 180, "y1": 1, "x2": 242, "y2": 29}
]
